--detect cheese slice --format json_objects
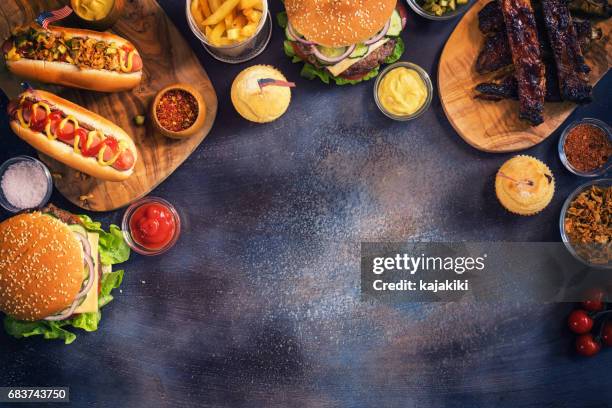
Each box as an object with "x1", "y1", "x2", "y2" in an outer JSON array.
[
  {"x1": 74, "y1": 232, "x2": 99, "y2": 314},
  {"x1": 326, "y1": 38, "x2": 390, "y2": 77}
]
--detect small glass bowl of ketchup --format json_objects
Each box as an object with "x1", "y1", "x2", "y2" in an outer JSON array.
[{"x1": 122, "y1": 197, "x2": 181, "y2": 256}]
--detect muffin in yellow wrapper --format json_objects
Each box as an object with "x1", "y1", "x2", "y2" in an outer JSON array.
[
  {"x1": 495, "y1": 155, "x2": 555, "y2": 216},
  {"x1": 231, "y1": 65, "x2": 292, "y2": 123}
]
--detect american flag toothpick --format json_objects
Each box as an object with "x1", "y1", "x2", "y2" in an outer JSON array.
[{"x1": 36, "y1": 6, "x2": 73, "y2": 29}]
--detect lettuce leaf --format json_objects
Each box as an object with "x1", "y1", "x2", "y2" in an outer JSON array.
[
  {"x1": 3, "y1": 217, "x2": 129, "y2": 344},
  {"x1": 277, "y1": 11, "x2": 288, "y2": 28},
  {"x1": 384, "y1": 37, "x2": 404, "y2": 64},
  {"x1": 79, "y1": 215, "x2": 130, "y2": 265},
  {"x1": 3, "y1": 270, "x2": 125, "y2": 344}
]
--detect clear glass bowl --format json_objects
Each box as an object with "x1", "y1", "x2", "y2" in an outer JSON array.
[
  {"x1": 122, "y1": 197, "x2": 181, "y2": 256},
  {"x1": 185, "y1": 0, "x2": 271, "y2": 63},
  {"x1": 558, "y1": 118, "x2": 612, "y2": 177},
  {"x1": 374, "y1": 62, "x2": 433, "y2": 121},
  {"x1": 405, "y1": 0, "x2": 473, "y2": 20},
  {"x1": 559, "y1": 178, "x2": 612, "y2": 269},
  {"x1": 0, "y1": 155, "x2": 53, "y2": 213}
]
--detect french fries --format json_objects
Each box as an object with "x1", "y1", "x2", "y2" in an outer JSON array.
[{"x1": 190, "y1": 0, "x2": 264, "y2": 46}]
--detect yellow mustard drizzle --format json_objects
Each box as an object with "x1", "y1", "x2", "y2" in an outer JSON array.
[
  {"x1": 57, "y1": 115, "x2": 80, "y2": 153},
  {"x1": 119, "y1": 49, "x2": 135, "y2": 73},
  {"x1": 6, "y1": 46, "x2": 20, "y2": 61},
  {"x1": 97, "y1": 145, "x2": 122, "y2": 166},
  {"x1": 87, "y1": 130, "x2": 103, "y2": 150},
  {"x1": 31, "y1": 102, "x2": 53, "y2": 140},
  {"x1": 17, "y1": 108, "x2": 28, "y2": 128}
]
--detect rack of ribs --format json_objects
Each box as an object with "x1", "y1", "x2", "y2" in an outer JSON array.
[
  {"x1": 500, "y1": 0, "x2": 546, "y2": 125},
  {"x1": 542, "y1": 0, "x2": 593, "y2": 103},
  {"x1": 476, "y1": 10, "x2": 600, "y2": 74}
]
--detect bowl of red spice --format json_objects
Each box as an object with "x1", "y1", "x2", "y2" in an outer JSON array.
[
  {"x1": 151, "y1": 83, "x2": 206, "y2": 139},
  {"x1": 559, "y1": 118, "x2": 612, "y2": 177}
]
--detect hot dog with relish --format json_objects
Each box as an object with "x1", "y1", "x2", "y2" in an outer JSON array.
[
  {"x1": 3, "y1": 24, "x2": 143, "y2": 92},
  {"x1": 8, "y1": 89, "x2": 138, "y2": 181}
]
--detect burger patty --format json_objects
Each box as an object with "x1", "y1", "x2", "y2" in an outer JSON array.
[
  {"x1": 341, "y1": 40, "x2": 396, "y2": 78},
  {"x1": 292, "y1": 39, "x2": 397, "y2": 78},
  {"x1": 42, "y1": 204, "x2": 82, "y2": 225}
]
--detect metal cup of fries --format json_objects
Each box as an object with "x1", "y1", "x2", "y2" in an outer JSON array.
[{"x1": 186, "y1": 0, "x2": 268, "y2": 58}]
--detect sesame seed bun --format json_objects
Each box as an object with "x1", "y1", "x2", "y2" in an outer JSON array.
[
  {"x1": 285, "y1": 0, "x2": 397, "y2": 47},
  {"x1": 0, "y1": 212, "x2": 84, "y2": 321}
]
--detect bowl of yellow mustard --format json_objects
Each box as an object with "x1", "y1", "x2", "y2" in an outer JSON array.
[{"x1": 374, "y1": 62, "x2": 433, "y2": 121}]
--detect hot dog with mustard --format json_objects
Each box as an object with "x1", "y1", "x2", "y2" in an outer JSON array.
[
  {"x1": 3, "y1": 24, "x2": 143, "y2": 92},
  {"x1": 8, "y1": 89, "x2": 138, "y2": 181}
]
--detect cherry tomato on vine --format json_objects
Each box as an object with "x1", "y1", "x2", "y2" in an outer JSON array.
[
  {"x1": 568, "y1": 310, "x2": 594, "y2": 334},
  {"x1": 576, "y1": 334, "x2": 601, "y2": 357}
]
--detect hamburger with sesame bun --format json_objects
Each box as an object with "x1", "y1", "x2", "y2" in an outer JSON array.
[
  {"x1": 0, "y1": 205, "x2": 130, "y2": 344},
  {"x1": 279, "y1": 0, "x2": 408, "y2": 85}
]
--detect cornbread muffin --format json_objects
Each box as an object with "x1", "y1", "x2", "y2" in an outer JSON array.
[
  {"x1": 495, "y1": 155, "x2": 555, "y2": 215},
  {"x1": 231, "y1": 65, "x2": 292, "y2": 123}
]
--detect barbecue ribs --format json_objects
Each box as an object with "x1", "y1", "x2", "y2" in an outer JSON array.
[
  {"x1": 476, "y1": 1, "x2": 601, "y2": 74},
  {"x1": 500, "y1": 0, "x2": 546, "y2": 125},
  {"x1": 542, "y1": 0, "x2": 593, "y2": 103}
]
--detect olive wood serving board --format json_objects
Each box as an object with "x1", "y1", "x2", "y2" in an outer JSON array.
[
  {"x1": 438, "y1": 0, "x2": 611, "y2": 153},
  {"x1": 0, "y1": 0, "x2": 217, "y2": 211}
]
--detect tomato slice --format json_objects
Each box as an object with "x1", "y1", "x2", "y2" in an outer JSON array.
[{"x1": 112, "y1": 148, "x2": 135, "y2": 171}]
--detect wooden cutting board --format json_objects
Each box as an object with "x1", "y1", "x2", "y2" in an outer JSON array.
[
  {"x1": 438, "y1": 0, "x2": 611, "y2": 153},
  {"x1": 0, "y1": 0, "x2": 217, "y2": 211}
]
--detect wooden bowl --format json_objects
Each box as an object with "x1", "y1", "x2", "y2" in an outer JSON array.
[
  {"x1": 151, "y1": 83, "x2": 207, "y2": 140},
  {"x1": 70, "y1": 0, "x2": 125, "y2": 31}
]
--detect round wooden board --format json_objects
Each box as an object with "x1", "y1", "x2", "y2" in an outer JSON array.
[
  {"x1": 438, "y1": 0, "x2": 611, "y2": 153},
  {"x1": 0, "y1": 0, "x2": 218, "y2": 211}
]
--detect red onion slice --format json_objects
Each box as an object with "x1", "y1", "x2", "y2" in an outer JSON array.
[
  {"x1": 311, "y1": 44, "x2": 356, "y2": 64},
  {"x1": 364, "y1": 19, "x2": 391, "y2": 45},
  {"x1": 44, "y1": 298, "x2": 79, "y2": 321},
  {"x1": 76, "y1": 254, "x2": 96, "y2": 299},
  {"x1": 287, "y1": 23, "x2": 314, "y2": 45},
  {"x1": 74, "y1": 232, "x2": 91, "y2": 259}
]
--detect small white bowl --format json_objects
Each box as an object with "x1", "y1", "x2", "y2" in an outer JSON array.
[{"x1": 0, "y1": 155, "x2": 52, "y2": 213}]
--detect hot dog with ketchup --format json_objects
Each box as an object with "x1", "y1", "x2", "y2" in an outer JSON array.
[
  {"x1": 3, "y1": 24, "x2": 143, "y2": 92},
  {"x1": 8, "y1": 90, "x2": 138, "y2": 181}
]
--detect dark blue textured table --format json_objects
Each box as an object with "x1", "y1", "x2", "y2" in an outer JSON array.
[{"x1": 1, "y1": 1, "x2": 611, "y2": 407}]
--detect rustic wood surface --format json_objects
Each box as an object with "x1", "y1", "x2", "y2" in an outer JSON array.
[
  {"x1": 0, "y1": 0, "x2": 218, "y2": 211},
  {"x1": 438, "y1": 0, "x2": 611, "y2": 153}
]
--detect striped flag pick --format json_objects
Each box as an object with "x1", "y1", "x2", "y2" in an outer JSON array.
[
  {"x1": 257, "y1": 78, "x2": 296, "y2": 90},
  {"x1": 36, "y1": 6, "x2": 73, "y2": 29}
]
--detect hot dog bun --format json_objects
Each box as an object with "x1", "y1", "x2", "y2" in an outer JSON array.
[
  {"x1": 5, "y1": 25, "x2": 143, "y2": 92},
  {"x1": 9, "y1": 90, "x2": 138, "y2": 182}
]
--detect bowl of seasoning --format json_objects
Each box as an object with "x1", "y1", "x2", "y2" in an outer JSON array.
[
  {"x1": 559, "y1": 118, "x2": 612, "y2": 177},
  {"x1": 0, "y1": 156, "x2": 52, "y2": 213},
  {"x1": 560, "y1": 178, "x2": 611, "y2": 269},
  {"x1": 406, "y1": 0, "x2": 473, "y2": 20},
  {"x1": 151, "y1": 83, "x2": 206, "y2": 139},
  {"x1": 374, "y1": 62, "x2": 433, "y2": 121},
  {"x1": 122, "y1": 197, "x2": 181, "y2": 256}
]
